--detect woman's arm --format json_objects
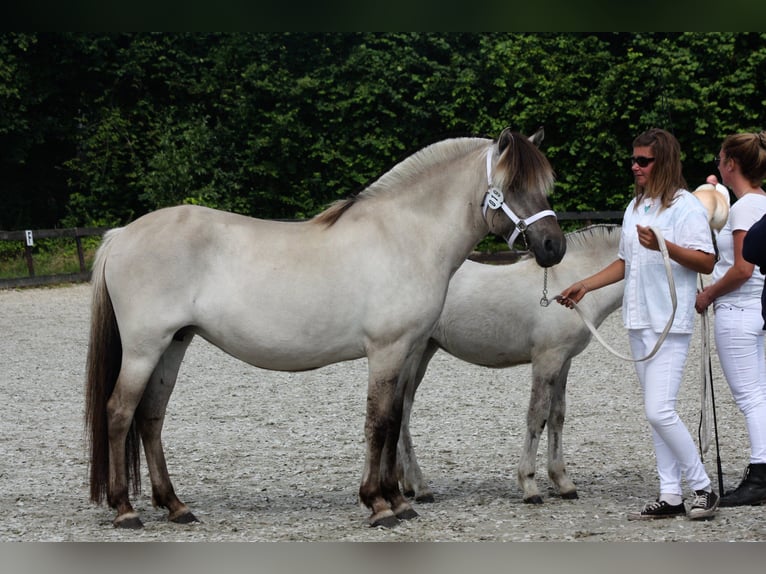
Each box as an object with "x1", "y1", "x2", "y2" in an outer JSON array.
[
  {"x1": 695, "y1": 230, "x2": 755, "y2": 312},
  {"x1": 636, "y1": 224, "x2": 716, "y2": 274},
  {"x1": 743, "y1": 214, "x2": 766, "y2": 269},
  {"x1": 557, "y1": 258, "x2": 625, "y2": 308}
]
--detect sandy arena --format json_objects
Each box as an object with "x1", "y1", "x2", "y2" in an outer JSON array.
[{"x1": 1, "y1": 283, "x2": 765, "y2": 542}]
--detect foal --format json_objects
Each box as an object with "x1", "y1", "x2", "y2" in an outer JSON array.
[{"x1": 397, "y1": 225, "x2": 623, "y2": 503}]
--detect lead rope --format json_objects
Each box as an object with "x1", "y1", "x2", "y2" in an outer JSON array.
[
  {"x1": 697, "y1": 275, "x2": 725, "y2": 494},
  {"x1": 545, "y1": 226, "x2": 675, "y2": 363}
]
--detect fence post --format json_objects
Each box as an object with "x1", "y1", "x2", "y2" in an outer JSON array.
[
  {"x1": 75, "y1": 234, "x2": 86, "y2": 273},
  {"x1": 24, "y1": 231, "x2": 35, "y2": 277}
]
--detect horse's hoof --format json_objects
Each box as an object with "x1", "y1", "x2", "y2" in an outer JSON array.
[
  {"x1": 371, "y1": 515, "x2": 400, "y2": 528},
  {"x1": 171, "y1": 510, "x2": 200, "y2": 524},
  {"x1": 395, "y1": 507, "x2": 419, "y2": 520},
  {"x1": 523, "y1": 495, "x2": 544, "y2": 504},
  {"x1": 403, "y1": 488, "x2": 415, "y2": 498},
  {"x1": 415, "y1": 493, "x2": 435, "y2": 504},
  {"x1": 561, "y1": 491, "x2": 579, "y2": 500},
  {"x1": 113, "y1": 512, "x2": 144, "y2": 529}
]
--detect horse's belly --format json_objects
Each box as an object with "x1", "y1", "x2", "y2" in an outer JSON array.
[
  {"x1": 447, "y1": 342, "x2": 530, "y2": 368},
  {"x1": 195, "y1": 318, "x2": 367, "y2": 372},
  {"x1": 221, "y1": 344, "x2": 364, "y2": 372}
]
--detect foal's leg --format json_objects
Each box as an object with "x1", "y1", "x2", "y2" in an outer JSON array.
[
  {"x1": 397, "y1": 341, "x2": 439, "y2": 503},
  {"x1": 518, "y1": 361, "x2": 551, "y2": 504},
  {"x1": 518, "y1": 353, "x2": 570, "y2": 503},
  {"x1": 547, "y1": 360, "x2": 577, "y2": 499},
  {"x1": 135, "y1": 334, "x2": 198, "y2": 524}
]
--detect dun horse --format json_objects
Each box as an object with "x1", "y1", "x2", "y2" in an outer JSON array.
[
  {"x1": 397, "y1": 225, "x2": 623, "y2": 504},
  {"x1": 85, "y1": 128, "x2": 566, "y2": 529}
]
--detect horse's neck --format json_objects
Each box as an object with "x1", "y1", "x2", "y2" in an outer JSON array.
[{"x1": 357, "y1": 152, "x2": 488, "y2": 268}]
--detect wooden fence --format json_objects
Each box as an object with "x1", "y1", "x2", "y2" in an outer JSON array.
[
  {"x1": 0, "y1": 212, "x2": 622, "y2": 289},
  {"x1": 0, "y1": 227, "x2": 108, "y2": 289}
]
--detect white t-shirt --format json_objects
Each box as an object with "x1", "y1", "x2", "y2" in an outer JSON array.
[
  {"x1": 712, "y1": 192, "x2": 766, "y2": 310},
  {"x1": 619, "y1": 189, "x2": 714, "y2": 334}
]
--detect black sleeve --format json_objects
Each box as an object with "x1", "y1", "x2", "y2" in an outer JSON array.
[{"x1": 743, "y1": 214, "x2": 766, "y2": 272}]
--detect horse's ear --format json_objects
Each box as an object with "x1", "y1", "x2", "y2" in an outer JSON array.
[
  {"x1": 528, "y1": 126, "x2": 545, "y2": 147},
  {"x1": 498, "y1": 127, "x2": 514, "y2": 153}
]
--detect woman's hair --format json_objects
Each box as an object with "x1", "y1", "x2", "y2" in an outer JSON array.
[
  {"x1": 721, "y1": 131, "x2": 766, "y2": 187},
  {"x1": 632, "y1": 128, "x2": 687, "y2": 209}
]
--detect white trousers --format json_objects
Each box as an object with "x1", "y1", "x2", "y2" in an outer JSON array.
[
  {"x1": 629, "y1": 329, "x2": 712, "y2": 496},
  {"x1": 714, "y1": 303, "x2": 766, "y2": 463}
]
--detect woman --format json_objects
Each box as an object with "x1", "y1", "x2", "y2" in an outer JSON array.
[
  {"x1": 558, "y1": 128, "x2": 719, "y2": 520},
  {"x1": 695, "y1": 131, "x2": 766, "y2": 507}
]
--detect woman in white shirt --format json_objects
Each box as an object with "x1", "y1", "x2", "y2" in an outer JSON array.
[
  {"x1": 558, "y1": 128, "x2": 719, "y2": 520},
  {"x1": 695, "y1": 131, "x2": 766, "y2": 507}
]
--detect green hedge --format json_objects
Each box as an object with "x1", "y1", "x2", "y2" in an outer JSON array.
[{"x1": 1, "y1": 33, "x2": 764, "y2": 230}]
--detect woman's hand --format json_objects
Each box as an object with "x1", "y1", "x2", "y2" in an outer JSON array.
[
  {"x1": 636, "y1": 224, "x2": 659, "y2": 251},
  {"x1": 695, "y1": 286, "x2": 714, "y2": 313},
  {"x1": 557, "y1": 281, "x2": 589, "y2": 309}
]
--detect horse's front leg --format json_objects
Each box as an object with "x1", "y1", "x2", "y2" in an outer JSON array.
[
  {"x1": 547, "y1": 361, "x2": 577, "y2": 499},
  {"x1": 360, "y1": 356, "x2": 418, "y2": 527},
  {"x1": 518, "y1": 367, "x2": 549, "y2": 504}
]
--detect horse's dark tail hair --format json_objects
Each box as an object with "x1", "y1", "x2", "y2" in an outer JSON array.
[{"x1": 84, "y1": 228, "x2": 141, "y2": 505}]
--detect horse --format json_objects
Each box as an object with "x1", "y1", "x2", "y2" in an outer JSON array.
[
  {"x1": 397, "y1": 224, "x2": 623, "y2": 504},
  {"x1": 692, "y1": 181, "x2": 730, "y2": 232},
  {"x1": 84, "y1": 127, "x2": 566, "y2": 529}
]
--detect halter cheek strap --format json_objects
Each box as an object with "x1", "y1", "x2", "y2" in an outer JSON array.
[{"x1": 482, "y1": 149, "x2": 556, "y2": 249}]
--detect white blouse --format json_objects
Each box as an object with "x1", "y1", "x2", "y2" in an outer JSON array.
[
  {"x1": 711, "y1": 192, "x2": 766, "y2": 310},
  {"x1": 619, "y1": 189, "x2": 714, "y2": 334}
]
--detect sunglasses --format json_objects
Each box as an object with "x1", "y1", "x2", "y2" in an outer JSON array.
[
  {"x1": 630, "y1": 156, "x2": 655, "y2": 168},
  {"x1": 714, "y1": 155, "x2": 721, "y2": 167}
]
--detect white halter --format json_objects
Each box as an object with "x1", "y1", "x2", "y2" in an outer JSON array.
[{"x1": 482, "y1": 148, "x2": 557, "y2": 250}]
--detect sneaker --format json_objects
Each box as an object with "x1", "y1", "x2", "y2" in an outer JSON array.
[
  {"x1": 687, "y1": 489, "x2": 719, "y2": 520},
  {"x1": 627, "y1": 499, "x2": 686, "y2": 521}
]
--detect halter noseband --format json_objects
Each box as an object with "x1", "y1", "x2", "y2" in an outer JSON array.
[{"x1": 482, "y1": 148, "x2": 556, "y2": 250}]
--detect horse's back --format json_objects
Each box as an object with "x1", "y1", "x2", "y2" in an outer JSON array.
[
  {"x1": 433, "y1": 259, "x2": 584, "y2": 366},
  {"x1": 434, "y1": 229, "x2": 622, "y2": 367},
  {"x1": 107, "y1": 204, "x2": 345, "y2": 290},
  {"x1": 99, "y1": 204, "x2": 443, "y2": 371}
]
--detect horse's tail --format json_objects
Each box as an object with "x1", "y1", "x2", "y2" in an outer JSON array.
[{"x1": 85, "y1": 228, "x2": 141, "y2": 504}]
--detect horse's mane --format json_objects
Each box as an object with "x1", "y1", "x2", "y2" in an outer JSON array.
[
  {"x1": 564, "y1": 224, "x2": 621, "y2": 252},
  {"x1": 311, "y1": 138, "x2": 488, "y2": 227}
]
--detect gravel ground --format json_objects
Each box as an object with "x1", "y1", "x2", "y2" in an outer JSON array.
[{"x1": 1, "y1": 283, "x2": 766, "y2": 544}]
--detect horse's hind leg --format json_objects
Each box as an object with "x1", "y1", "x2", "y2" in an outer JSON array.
[
  {"x1": 135, "y1": 333, "x2": 198, "y2": 524},
  {"x1": 547, "y1": 360, "x2": 577, "y2": 500},
  {"x1": 107, "y1": 358, "x2": 162, "y2": 528}
]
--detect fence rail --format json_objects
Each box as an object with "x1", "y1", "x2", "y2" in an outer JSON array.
[
  {"x1": 0, "y1": 227, "x2": 108, "y2": 289},
  {"x1": 0, "y1": 212, "x2": 623, "y2": 289}
]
